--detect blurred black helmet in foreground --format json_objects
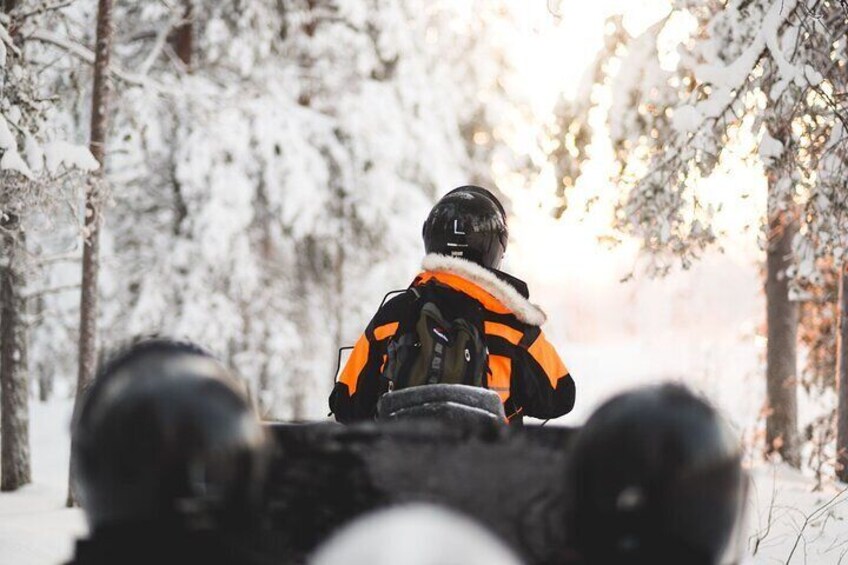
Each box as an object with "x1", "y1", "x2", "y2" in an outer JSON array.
[
  {"x1": 566, "y1": 384, "x2": 746, "y2": 565},
  {"x1": 422, "y1": 185, "x2": 508, "y2": 270},
  {"x1": 71, "y1": 337, "x2": 269, "y2": 533}
]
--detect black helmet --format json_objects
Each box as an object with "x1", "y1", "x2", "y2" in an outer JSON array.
[
  {"x1": 72, "y1": 338, "x2": 270, "y2": 533},
  {"x1": 566, "y1": 384, "x2": 746, "y2": 565},
  {"x1": 422, "y1": 185, "x2": 508, "y2": 270}
]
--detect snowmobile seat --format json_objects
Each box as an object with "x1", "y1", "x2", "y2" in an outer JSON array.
[
  {"x1": 376, "y1": 384, "x2": 506, "y2": 426},
  {"x1": 262, "y1": 419, "x2": 578, "y2": 564}
]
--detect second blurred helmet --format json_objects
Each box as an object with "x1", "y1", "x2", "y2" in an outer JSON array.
[
  {"x1": 72, "y1": 338, "x2": 270, "y2": 533},
  {"x1": 565, "y1": 384, "x2": 746, "y2": 565}
]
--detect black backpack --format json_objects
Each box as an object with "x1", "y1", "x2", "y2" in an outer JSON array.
[{"x1": 382, "y1": 282, "x2": 488, "y2": 392}]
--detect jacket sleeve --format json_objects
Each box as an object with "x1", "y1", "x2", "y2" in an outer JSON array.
[
  {"x1": 513, "y1": 327, "x2": 575, "y2": 420},
  {"x1": 328, "y1": 292, "x2": 410, "y2": 424}
]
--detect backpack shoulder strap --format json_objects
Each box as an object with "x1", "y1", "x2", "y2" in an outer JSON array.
[{"x1": 379, "y1": 288, "x2": 412, "y2": 309}]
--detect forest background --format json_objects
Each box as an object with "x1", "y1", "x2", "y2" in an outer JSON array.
[{"x1": 2, "y1": 2, "x2": 848, "y2": 560}]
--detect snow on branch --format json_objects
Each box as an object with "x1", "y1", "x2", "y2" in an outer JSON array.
[
  {"x1": 573, "y1": 0, "x2": 848, "y2": 274},
  {"x1": 43, "y1": 141, "x2": 100, "y2": 175},
  {"x1": 1, "y1": 148, "x2": 34, "y2": 179},
  {"x1": 0, "y1": 21, "x2": 20, "y2": 64},
  {"x1": 13, "y1": 0, "x2": 76, "y2": 21},
  {"x1": 26, "y1": 29, "x2": 156, "y2": 89},
  {"x1": 694, "y1": 0, "x2": 800, "y2": 92}
]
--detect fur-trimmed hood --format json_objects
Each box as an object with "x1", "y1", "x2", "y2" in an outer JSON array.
[{"x1": 421, "y1": 254, "x2": 547, "y2": 326}]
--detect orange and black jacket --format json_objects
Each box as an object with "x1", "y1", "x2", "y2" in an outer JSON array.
[{"x1": 329, "y1": 254, "x2": 576, "y2": 424}]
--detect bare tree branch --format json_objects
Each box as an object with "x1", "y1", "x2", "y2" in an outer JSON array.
[
  {"x1": 13, "y1": 0, "x2": 74, "y2": 20},
  {"x1": 785, "y1": 485, "x2": 848, "y2": 563},
  {"x1": 22, "y1": 283, "x2": 80, "y2": 300}
]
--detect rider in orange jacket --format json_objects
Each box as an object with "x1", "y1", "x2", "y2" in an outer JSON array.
[{"x1": 329, "y1": 185, "x2": 575, "y2": 424}]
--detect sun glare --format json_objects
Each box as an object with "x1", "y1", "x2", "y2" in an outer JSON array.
[{"x1": 498, "y1": 0, "x2": 766, "y2": 287}]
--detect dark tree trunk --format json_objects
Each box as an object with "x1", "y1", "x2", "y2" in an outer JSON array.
[
  {"x1": 0, "y1": 0, "x2": 31, "y2": 494},
  {"x1": 1, "y1": 218, "x2": 31, "y2": 491},
  {"x1": 172, "y1": 0, "x2": 193, "y2": 71},
  {"x1": 68, "y1": 0, "x2": 114, "y2": 507},
  {"x1": 254, "y1": 175, "x2": 274, "y2": 417},
  {"x1": 37, "y1": 369, "x2": 52, "y2": 403},
  {"x1": 836, "y1": 264, "x2": 848, "y2": 481},
  {"x1": 169, "y1": 0, "x2": 192, "y2": 233},
  {"x1": 34, "y1": 296, "x2": 52, "y2": 402},
  {"x1": 765, "y1": 208, "x2": 800, "y2": 467}
]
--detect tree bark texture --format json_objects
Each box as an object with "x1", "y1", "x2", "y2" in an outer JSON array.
[
  {"x1": 34, "y1": 296, "x2": 53, "y2": 402},
  {"x1": 169, "y1": 0, "x2": 192, "y2": 233},
  {"x1": 1, "y1": 220, "x2": 32, "y2": 491},
  {"x1": 0, "y1": 0, "x2": 31, "y2": 494},
  {"x1": 68, "y1": 0, "x2": 114, "y2": 507},
  {"x1": 836, "y1": 264, "x2": 848, "y2": 481},
  {"x1": 765, "y1": 209, "x2": 800, "y2": 467},
  {"x1": 172, "y1": 0, "x2": 193, "y2": 71}
]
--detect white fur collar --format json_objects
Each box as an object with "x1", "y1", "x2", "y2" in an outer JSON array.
[{"x1": 421, "y1": 254, "x2": 547, "y2": 326}]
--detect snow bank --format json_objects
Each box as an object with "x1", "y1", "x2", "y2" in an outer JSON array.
[{"x1": 0, "y1": 484, "x2": 85, "y2": 565}]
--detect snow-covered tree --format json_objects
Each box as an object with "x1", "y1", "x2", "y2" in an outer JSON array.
[
  {"x1": 0, "y1": 0, "x2": 529, "y2": 431},
  {"x1": 0, "y1": 2, "x2": 98, "y2": 491},
  {"x1": 54, "y1": 0, "x2": 527, "y2": 420},
  {"x1": 551, "y1": 0, "x2": 848, "y2": 467}
]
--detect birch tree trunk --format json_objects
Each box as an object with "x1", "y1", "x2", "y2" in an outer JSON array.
[{"x1": 67, "y1": 0, "x2": 114, "y2": 507}]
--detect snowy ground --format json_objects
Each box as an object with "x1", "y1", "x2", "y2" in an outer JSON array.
[
  {"x1": 746, "y1": 465, "x2": 848, "y2": 564},
  {"x1": 3, "y1": 392, "x2": 848, "y2": 564},
  {"x1": 0, "y1": 398, "x2": 85, "y2": 565}
]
